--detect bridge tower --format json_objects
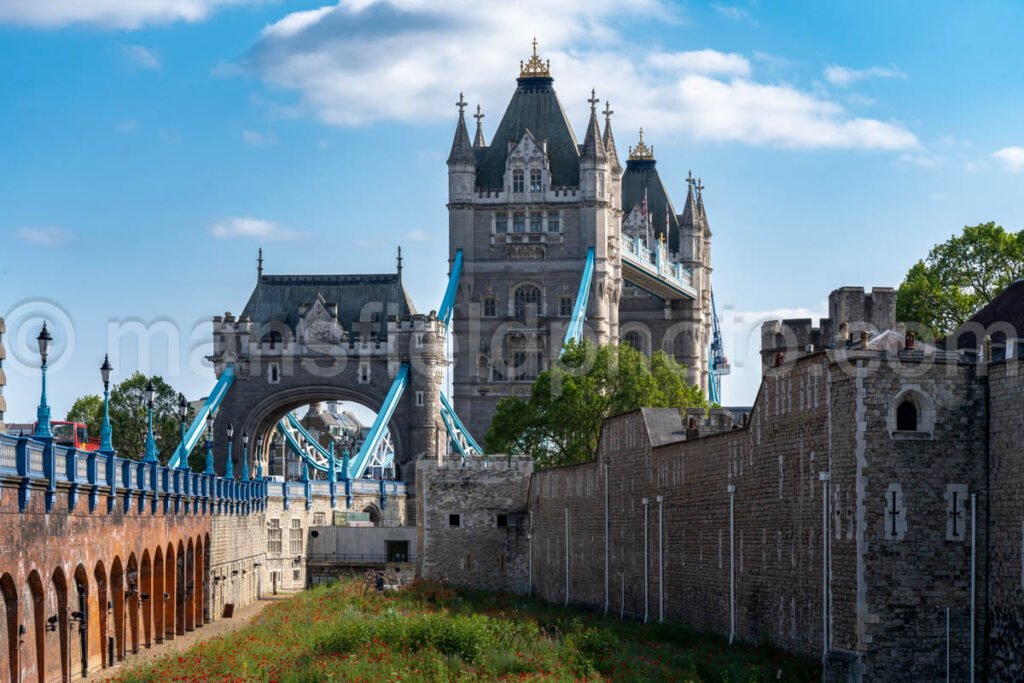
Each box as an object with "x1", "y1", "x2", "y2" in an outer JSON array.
[{"x1": 448, "y1": 40, "x2": 622, "y2": 440}]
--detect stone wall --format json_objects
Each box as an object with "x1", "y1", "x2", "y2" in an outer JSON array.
[{"x1": 416, "y1": 456, "x2": 532, "y2": 593}]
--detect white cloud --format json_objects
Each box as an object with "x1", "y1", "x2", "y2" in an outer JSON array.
[
  {"x1": 991, "y1": 146, "x2": 1024, "y2": 173},
  {"x1": 242, "y1": 130, "x2": 277, "y2": 146},
  {"x1": 114, "y1": 119, "x2": 138, "y2": 134},
  {"x1": 898, "y1": 151, "x2": 943, "y2": 169},
  {"x1": 713, "y1": 4, "x2": 752, "y2": 22},
  {"x1": 823, "y1": 64, "x2": 908, "y2": 87},
  {"x1": 0, "y1": 0, "x2": 261, "y2": 29},
  {"x1": 122, "y1": 44, "x2": 160, "y2": 69},
  {"x1": 210, "y1": 216, "x2": 304, "y2": 240},
  {"x1": 406, "y1": 228, "x2": 432, "y2": 242},
  {"x1": 242, "y1": 0, "x2": 918, "y2": 151},
  {"x1": 646, "y1": 49, "x2": 751, "y2": 78},
  {"x1": 17, "y1": 226, "x2": 74, "y2": 247}
]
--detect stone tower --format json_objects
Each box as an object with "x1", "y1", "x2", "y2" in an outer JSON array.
[{"x1": 448, "y1": 41, "x2": 621, "y2": 440}]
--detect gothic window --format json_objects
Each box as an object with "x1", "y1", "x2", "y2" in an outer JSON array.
[
  {"x1": 512, "y1": 213, "x2": 526, "y2": 233},
  {"x1": 548, "y1": 212, "x2": 560, "y2": 232},
  {"x1": 560, "y1": 295, "x2": 574, "y2": 317},
  {"x1": 483, "y1": 297, "x2": 497, "y2": 317},
  {"x1": 494, "y1": 213, "x2": 507, "y2": 233},
  {"x1": 623, "y1": 329, "x2": 651, "y2": 356},
  {"x1": 512, "y1": 169, "x2": 525, "y2": 193},
  {"x1": 512, "y1": 351, "x2": 527, "y2": 381},
  {"x1": 268, "y1": 363, "x2": 281, "y2": 384},
  {"x1": 530, "y1": 168, "x2": 542, "y2": 192},
  {"x1": 513, "y1": 284, "x2": 542, "y2": 320},
  {"x1": 896, "y1": 399, "x2": 918, "y2": 431},
  {"x1": 530, "y1": 214, "x2": 543, "y2": 233}
]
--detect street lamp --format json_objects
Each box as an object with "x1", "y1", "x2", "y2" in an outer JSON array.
[
  {"x1": 224, "y1": 422, "x2": 234, "y2": 479},
  {"x1": 241, "y1": 431, "x2": 250, "y2": 482},
  {"x1": 204, "y1": 413, "x2": 216, "y2": 475},
  {"x1": 255, "y1": 434, "x2": 264, "y2": 479},
  {"x1": 33, "y1": 323, "x2": 53, "y2": 438},
  {"x1": 99, "y1": 355, "x2": 114, "y2": 454},
  {"x1": 143, "y1": 380, "x2": 158, "y2": 463},
  {"x1": 176, "y1": 394, "x2": 188, "y2": 468}
]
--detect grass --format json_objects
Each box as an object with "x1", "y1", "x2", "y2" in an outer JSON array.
[{"x1": 112, "y1": 578, "x2": 817, "y2": 682}]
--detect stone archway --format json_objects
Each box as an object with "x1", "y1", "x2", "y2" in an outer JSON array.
[
  {"x1": 71, "y1": 565, "x2": 89, "y2": 678},
  {"x1": 152, "y1": 548, "x2": 164, "y2": 645},
  {"x1": 50, "y1": 567, "x2": 68, "y2": 683},
  {"x1": 109, "y1": 557, "x2": 124, "y2": 662},
  {"x1": 92, "y1": 562, "x2": 107, "y2": 668},
  {"x1": 140, "y1": 550, "x2": 152, "y2": 648},
  {"x1": 163, "y1": 544, "x2": 175, "y2": 641},
  {"x1": 26, "y1": 570, "x2": 44, "y2": 683},
  {"x1": 126, "y1": 553, "x2": 139, "y2": 655},
  {"x1": 1, "y1": 573, "x2": 18, "y2": 682}
]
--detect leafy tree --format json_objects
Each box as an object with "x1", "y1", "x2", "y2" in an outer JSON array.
[
  {"x1": 108, "y1": 372, "x2": 193, "y2": 463},
  {"x1": 65, "y1": 395, "x2": 103, "y2": 439},
  {"x1": 485, "y1": 340, "x2": 706, "y2": 468},
  {"x1": 896, "y1": 222, "x2": 1024, "y2": 337}
]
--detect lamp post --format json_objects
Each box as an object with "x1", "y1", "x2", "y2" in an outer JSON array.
[
  {"x1": 204, "y1": 414, "x2": 216, "y2": 475},
  {"x1": 255, "y1": 434, "x2": 264, "y2": 479},
  {"x1": 224, "y1": 423, "x2": 234, "y2": 479},
  {"x1": 241, "y1": 431, "x2": 250, "y2": 482},
  {"x1": 176, "y1": 394, "x2": 188, "y2": 469},
  {"x1": 99, "y1": 355, "x2": 114, "y2": 454},
  {"x1": 34, "y1": 323, "x2": 53, "y2": 438},
  {"x1": 143, "y1": 380, "x2": 158, "y2": 463}
]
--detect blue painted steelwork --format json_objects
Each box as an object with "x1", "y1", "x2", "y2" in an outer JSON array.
[
  {"x1": 620, "y1": 234, "x2": 697, "y2": 300},
  {"x1": 349, "y1": 364, "x2": 408, "y2": 479},
  {"x1": 275, "y1": 420, "x2": 331, "y2": 472},
  {"x1": 708, "y1": 288, "x2": 730, "y2": 405},
  {"x1": 563, "y1": 247, "x2": 595, "y2": 349},
  {"x1": 168, "y1": 364, "x2": 236, "y2": 469},
  {"x1": 438, "y1": 249, "x2": 463, "y2": 328},
  {"x1": 439, "y1": 391, "x2": 484, "y2": 460}
]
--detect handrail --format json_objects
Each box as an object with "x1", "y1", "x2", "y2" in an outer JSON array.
[{"x1": 439, "y1": 391, "x2": 484, "y2": 460}]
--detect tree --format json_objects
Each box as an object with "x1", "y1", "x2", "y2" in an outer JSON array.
[
  {"x1": 896, "y1": 222, "x2": 1024, "y2": 337},
  {"x1": 485, "y1": 340, "x2": 706, "y2": 468},
  {"x1": 108, "y1": 373, "x2": 193, "y2": 463},
  {"x1": 66, "y1": 395, "x2": 103, "y2": 439}
]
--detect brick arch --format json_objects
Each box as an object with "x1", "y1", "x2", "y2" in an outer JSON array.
[
  {"x1": 140, "y1": 549, "x2": 152, "y2": 648},
  {"x1": 152, "y1": 548, "x2": 164, "y2": 645},
  {"x1": 71, "y1": 564, "x2": 89, "y2": 678},
  {"x1": 185, "y1": 540, "x2": 195, "y2": 632},
  {"x1": 175, "y1": 541, "x2": 185, "y2": 636},
  {"x1": 203, "y1": 534, "x2": 211, "y2": 623},
  {"x1": 164, "y1": 543, "x2": 175, "y2": 640},
  {"x1": 1, "y1": 573, "x2": 18, "y2": 682},
  {"x1": 109, "y1": 556, "x2": 125, "y2": 662},
  {"x1": 50, "y1": 566, "x2": 69, "y2": 683},
  {"x1": 26, "y1": 569, "x2": 44, "y2": 683},
  {"x1": 126, "y1": 552, "x2": 140, "y2": 655},
  {"x1": 92, "y1": 561, "x2": 108, "y2": 668},
  {"x1": 194, "y1": 536, "x2": 205, "y2": 628}
]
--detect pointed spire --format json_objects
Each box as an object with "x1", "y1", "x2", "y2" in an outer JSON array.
[
  {"x1": 447, "y1": 92, "x2": 475, "y2": 166},
  {"x1": 628, "y1": 127, "x2": 654, "y2": 161},
  {"x1": 257, "y1": 247, "x2": 263, "y2": 281},
  {"x1": 473, "y1": 104, "x2": 486, "y2": 148},
  {"x1": 396, "y1": 245, "x2": 403, "y2": 278},
  {"x1": 696, "y1": 178, "x2": 711, "y2": 234},
  {"x1": 602, "y1": 101, "x2": 621, "y2": 172},
  {"x1": 581, "y1": 88, "x2": 606, "y2": 162},
  {"x1": 681, "y1": 171, "x2": 697, "y2": 228}
]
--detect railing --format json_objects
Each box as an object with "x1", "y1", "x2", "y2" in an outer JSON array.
[
  {"x1": 620, "y1": 234, "x2": 695, "y2": 292},
  {"x1": 306, "y1": 553, "x2": 415, "y2": 565}
]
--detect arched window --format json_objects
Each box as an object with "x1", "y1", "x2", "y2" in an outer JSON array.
[
  {"x1": 514, "y1": 284, "x2": 542, "y2": 320},
  {"x1": 530, "y1": 168, "x2": 542, "y2": 192},
  {"x1": 263, "y1": 331, "x2": 282, "y2": 350},
  {"x1": 560, "y1": 295, "x2": 574, "y2": 317},
  {"x1": 482, "y1": 297, "x2": 497, "y2": 318},
  {"x1": 512, "y1": 169, "x2": 525, "y2": 193},
  {"x1": 623, "y1": 329, "x2": 650, "y2": 356},
  {"x1": 896, "y1": 399, "x2": 918, "y2": 431}
]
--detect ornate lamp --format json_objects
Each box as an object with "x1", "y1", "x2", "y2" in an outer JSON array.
[
  {"x1": 205, "y1": 413, "x2": 216, "y2": 475},
  {"x1": 99, "y1": 355, "x2": 114, "y2": 453},
  {"x1": 143, "y1": 380, "x2": 158, "y2": 462},
  {"x1": 176, "y1": 393, "x2": 188, "y2": 469},
  {"x1": 33, "y1": 323, "x2": 53, "y2": 438},
  {"x1": 224, "y1": 422, "x2": 234, "y2": 479}
]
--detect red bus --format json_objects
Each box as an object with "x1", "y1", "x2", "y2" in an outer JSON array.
[{"x1": 50, "y1": 421, "x2": 101, "y2": 452}]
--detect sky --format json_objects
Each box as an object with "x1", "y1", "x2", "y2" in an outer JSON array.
[{"x1": 1, "y1": 0, "x2": 1023, "y2": 422}]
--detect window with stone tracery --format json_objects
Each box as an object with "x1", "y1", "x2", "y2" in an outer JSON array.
[
  {"x1": 530, "y1": 168, "x2": 542, "y2": 192},
  {"x1": 512, "y1": 169, "x2": 525, "y2": 193},
  {"x1": 513, "y1": 284, "x2": 542, "y2": 320}
]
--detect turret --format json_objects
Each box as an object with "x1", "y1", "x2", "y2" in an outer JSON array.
[
  {"x1": 579, "y1": 89, "x2": 609, "y2": 202},
  {"x1": 447, "y1": 92, "x2": 476, "y2": 202},
  {"x1": 472, "y1": 104, "x2": 486, "y2": 149},
  {"x1": 602, "y1": 101, "x2": 622, "y2": 213}
]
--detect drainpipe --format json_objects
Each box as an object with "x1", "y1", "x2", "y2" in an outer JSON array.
[
  {"x1": 819, "y1": 471, "x2": 831, "y2": 664},
  {"x1": 970, "y1": 492, "x2": 977, "y2": 683},
  {"x1": 642, "y1": 497, "x2": 649, "y2": 623},
  {"x1": 528, "y1": 510, "x2": 533, "y2": 597},
  {"x1": 657, "y1": 495, "x2": 665, "y2": 622},
  {"x1": 727, "y1": 484, "x2": 736, "y2": 644},
  {"x1": 604, "y1": 464, "x2": 610, "y2": 615},
  {"x1": 564, "y1": 507, "x2": 570, "y2": 607}
]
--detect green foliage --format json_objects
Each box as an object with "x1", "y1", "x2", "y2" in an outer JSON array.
[
  {"x1": 896, "y1": 221, "x2": 1024, "y2": 337},
  {"x1": 112, "y1": 578, "x2": 817, "y2": 683},
  {"x1": 65, "y1": 372, "x2": 194, "y2": 463},
  {"x1": 486, "y1": 340, "x2": 706, "y2": 468},
  {"x1": 65, "y1": 394, "x2": 103, "y2": 438}
]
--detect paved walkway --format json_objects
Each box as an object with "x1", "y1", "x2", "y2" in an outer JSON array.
[{"x1": 94, "y1": 595, "x2": 292, "y2": 680}]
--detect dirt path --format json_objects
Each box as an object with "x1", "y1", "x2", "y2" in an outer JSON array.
[{"x1": 94, "y1": 595, "x2": 292, "y2": 680}]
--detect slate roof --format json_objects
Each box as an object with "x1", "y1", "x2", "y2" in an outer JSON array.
[
  {"x1": 953, "y1": 279, "x2": 1024, "y2": 348},
  {"x1": 640, "y1": 407, "x2": 686, "y2": 447},
  {"x1": 475, "y1": 76, "x2": 581, "y2": 189},
  {"x1": 240, "y1": 273, "x2": 415, "y2": 337},
  {"x1": 622, "y1": 157, "x2": 681, "y2": 252}
]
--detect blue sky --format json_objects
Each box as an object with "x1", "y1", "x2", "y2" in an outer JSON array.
[{"x1": 2, "y1": 0, "x2": 1023, "y2": 421}]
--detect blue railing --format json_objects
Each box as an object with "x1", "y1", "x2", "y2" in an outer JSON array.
[{"x1": 620, "y1": 234, "x2": 696, "y2": 295}]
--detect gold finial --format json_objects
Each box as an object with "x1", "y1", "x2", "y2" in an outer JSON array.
[
  {"x1": 628, "y1": 126, "x2": 655, "y2": 161},
  {"x1": 519, "y1": 36, "x2": 552, "y2": 79}
]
